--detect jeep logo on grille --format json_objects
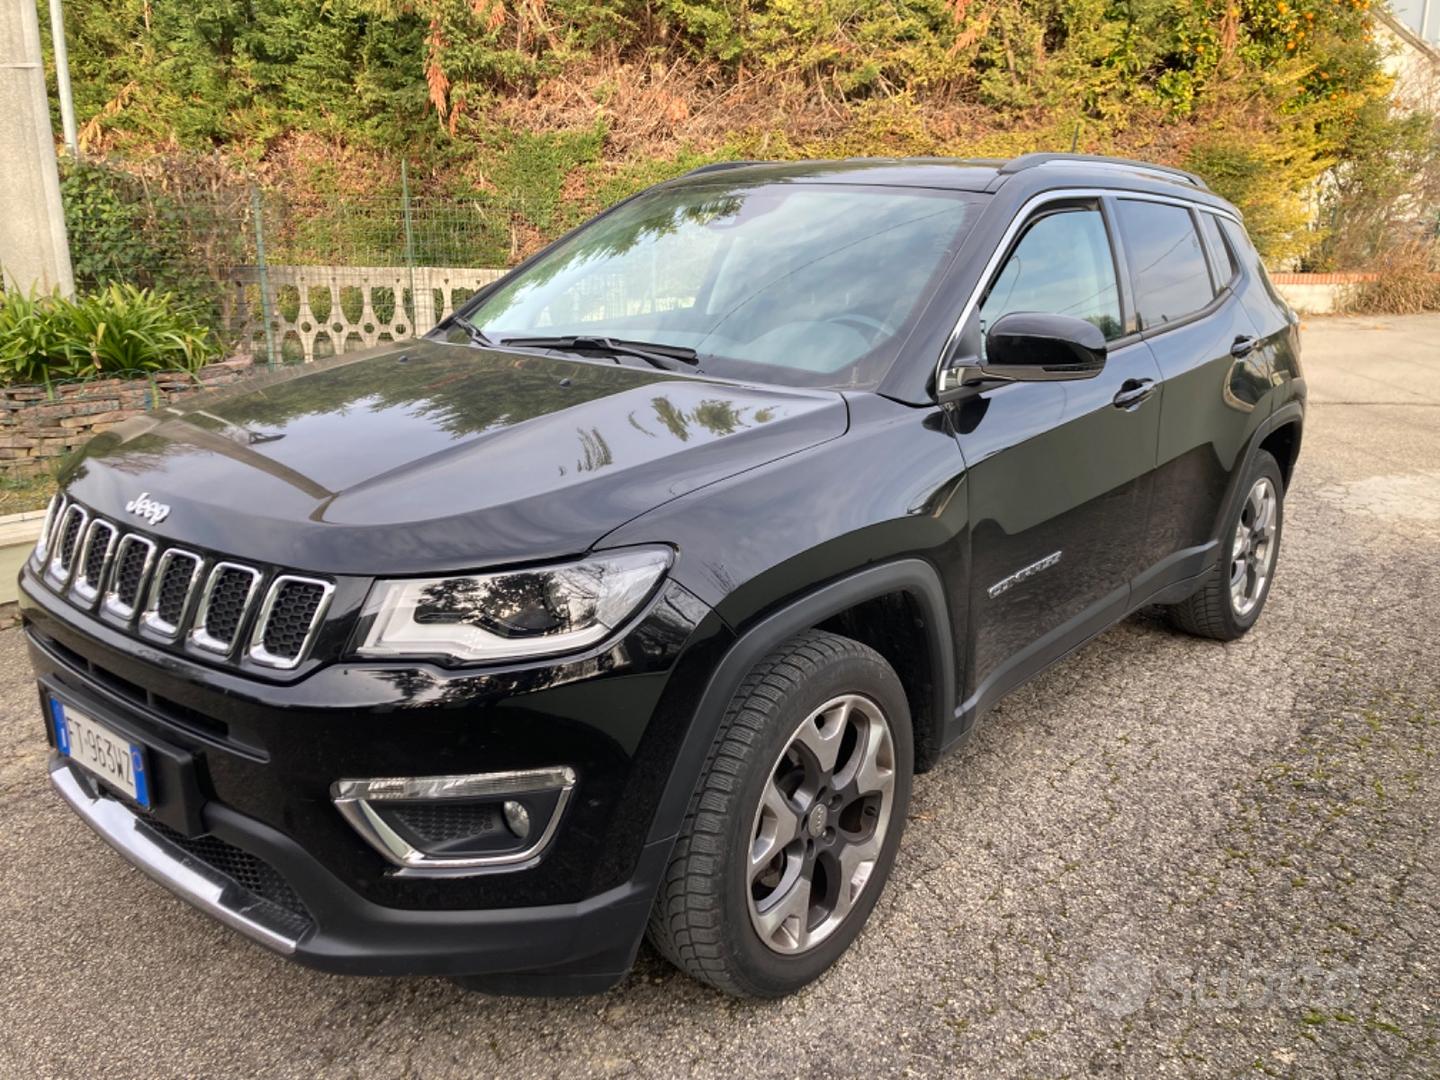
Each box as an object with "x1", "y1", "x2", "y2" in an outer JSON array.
[{"x1": 125, "y1": 492, "x2": 171, "y2": 527}]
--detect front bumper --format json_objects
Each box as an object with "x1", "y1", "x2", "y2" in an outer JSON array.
[
  {"x1": 22, "y1": 564, "x2": 732, "y2": 991},
  {"x1": 50, "y1": 757, "x2": 670, "y2": 992}
]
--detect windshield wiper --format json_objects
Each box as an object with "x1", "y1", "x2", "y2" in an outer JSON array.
[
  {"x1": 498, "y1": 335, "x2": 700, "y2": 372},
  {"x1": 446, "y1": 313, "x2": 493, "y2": 347}
]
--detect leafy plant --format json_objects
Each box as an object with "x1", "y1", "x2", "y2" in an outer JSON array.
[
  {"x1": 0, "y1": 292, "x2": 78, "y2": 382},
  {"x1": 0, "y1": 286, "x2": 220, "y2": 385}
]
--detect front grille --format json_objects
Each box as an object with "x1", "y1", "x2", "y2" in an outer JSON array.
[
  {"x1": 145, "y1": 820, "x2": 314, "y2": 939},
  {"x1": 36, "y1": 497, "x2": 333, "y2": 671}
]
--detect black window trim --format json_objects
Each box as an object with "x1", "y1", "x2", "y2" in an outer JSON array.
[
  {"x1": 936, "y1": 187, "x2": 1247, "y2": 387},
  {"x1": 1195, "y1": 208, "x2": 1240, "y2": 292}
]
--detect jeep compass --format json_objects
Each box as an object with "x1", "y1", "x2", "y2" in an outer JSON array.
[{"x1": 21, "y1": 154, "x2": 1304, "y2": 998}]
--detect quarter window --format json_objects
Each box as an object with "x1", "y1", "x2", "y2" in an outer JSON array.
[
  {"x1": 979, "y1": 207, "x2": 1123, "y2": 340},
  {"x1": 1115, "y1": 200, "x2": 1213, "y2": 329},
  {"x1": 1198, "y1": 212, "x2": 1238, "y2": 287}
]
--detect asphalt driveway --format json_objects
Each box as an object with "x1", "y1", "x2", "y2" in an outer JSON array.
[{"x1": 1, "y1": 315, "x2": 1437, "y2": 1078}]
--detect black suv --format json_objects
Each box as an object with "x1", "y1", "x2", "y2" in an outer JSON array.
[{"x1": 22, "y1": 154, "x2": 1303, "y2": 998}]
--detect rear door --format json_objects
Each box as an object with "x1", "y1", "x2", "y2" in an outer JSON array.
[
  {"x1": 953, "y1": 198, "x2": 1163, "y2": 712},
  {"x1": 1114, "y1": 198, "x2": 1274, "y2": 598}
]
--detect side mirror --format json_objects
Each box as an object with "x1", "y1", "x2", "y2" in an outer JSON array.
[{"x1": 937, "y1": 312, "x2": 1108, "y2": 401}]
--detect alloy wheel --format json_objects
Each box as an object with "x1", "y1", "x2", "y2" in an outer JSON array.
[
  {"x1": 1231, "y1": 476, "x2": 1279, "y2": 617},
  {"x1": 746, "y1": 693, "x2": 896, "y2": 955}
]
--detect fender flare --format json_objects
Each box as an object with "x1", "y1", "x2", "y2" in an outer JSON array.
[
  {"x1": 644, "y1": 558, "x2": 956, "y2": 846},
  {"x1": 1211, "y1": 400, "x2": 1304, "y2": 550}
]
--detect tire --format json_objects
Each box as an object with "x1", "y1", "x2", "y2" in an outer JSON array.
[
  {"x1": 1166, "y1": 449, "x2": 1285, "y2": 641},
  {"x1": 647, "y1": 629, "x2": 914, "y2": 998}
]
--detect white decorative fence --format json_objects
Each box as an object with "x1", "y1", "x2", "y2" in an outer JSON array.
[{"x1": 228, "y1": 264, "x2": 507, "y2": 363}]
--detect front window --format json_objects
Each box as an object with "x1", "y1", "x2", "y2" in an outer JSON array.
[
  {"x1": 458, "y1": 181, "x2": 983, "y2": 388},
  {"x1": 978, "y1": 205, "x2": 1124, "y2": 341}
]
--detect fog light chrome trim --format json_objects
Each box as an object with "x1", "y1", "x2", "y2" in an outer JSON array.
[{"x1": 330, "y1": 767, "x2": 577, "y2": 875}]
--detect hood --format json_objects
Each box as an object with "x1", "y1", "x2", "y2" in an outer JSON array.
[{"x1": 60, "y1": 341, "x2": 848, "y2": 575}]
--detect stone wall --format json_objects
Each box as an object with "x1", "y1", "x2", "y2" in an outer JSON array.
[{"x1": 0, "y1": 358, "x2": 256, "y2": 473}]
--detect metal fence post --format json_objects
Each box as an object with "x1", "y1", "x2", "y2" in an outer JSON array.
[
  {"x1": 251, "y1": 186, "x2": 278, "y2": 369},
  {"x1": 401, "y1": 159, "x2": 420, "y2": 336}
]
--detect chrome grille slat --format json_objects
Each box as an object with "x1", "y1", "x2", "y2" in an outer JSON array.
[
  {"x1": 250, "y1": 576, "x2": 334, "y2": 670},
  {"x1": 71, "y1": 519, "x2": 118, "y2": 605},
  {"x1": 190, "y1": 563, "x2": 262, "y2": 655},
  {"x1": 32, "y1": 494, "x2": 65, "y2": 567},
  {"x1": 103, "y1": 534, "x2": 157, "y2": 621},
  {"x1": 45, "y1": 504, "x2": 89, "y2": 587},
  {"x1": 141, "y1": 549, "x2": 204, "y2": 638},
  {"x1": 39, "y1": 498, "x2": 332, "y2": 669}
]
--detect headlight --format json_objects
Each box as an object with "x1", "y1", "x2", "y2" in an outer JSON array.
[{"x1": 354, "y1": 547, "x2": 672, "y2": 664}]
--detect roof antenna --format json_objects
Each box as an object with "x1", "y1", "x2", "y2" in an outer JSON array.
[{"x1": 1070, "y1": 121, "x2": 1081, "y2": 153}]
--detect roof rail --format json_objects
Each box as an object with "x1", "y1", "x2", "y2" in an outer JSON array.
[
  {"x1": 680, "y1": 160, "x2": 768, "y2": 178},
  {"x1": 995, "y1": 153, "x2": 1210, "y2": 191}
]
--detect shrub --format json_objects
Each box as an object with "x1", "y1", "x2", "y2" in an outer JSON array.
[
  {"x1": 1340, "y1": 245, "x2": 1440, "y2": 315},
  {"x1": 0, "y1": 285, "x2": 220, "y2": 385},
  {"x1": 59, "y1": 161, "x2": 234, "y2": 337}
]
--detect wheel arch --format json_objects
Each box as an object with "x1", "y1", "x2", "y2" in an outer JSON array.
[
  {"x1": 645, "y1": 559, "x2": 956, "y2": 847},
  {"x1": 1211, "y1": 400, "x2": 1304, "y2": 550}
]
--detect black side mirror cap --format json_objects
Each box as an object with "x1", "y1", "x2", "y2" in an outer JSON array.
[{"x1": 936, "y1": 312, "x2": 1108, "y2": 402}]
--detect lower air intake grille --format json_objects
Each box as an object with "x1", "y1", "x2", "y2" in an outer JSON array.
[
  {"x1": 145, "y1": 821, "x2": 314, "y2": 939},
  {"x1": 387, "y1": 802, "x2": 500, "y2": 846}
]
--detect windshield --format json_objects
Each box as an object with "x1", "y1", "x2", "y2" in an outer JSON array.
[{"x1": 457, "y1": 181, "x2": 983, "y2": 389}]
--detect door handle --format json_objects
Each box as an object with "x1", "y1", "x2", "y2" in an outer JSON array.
[
  {"x1": 1230, "y1": 335, "x2": 1258, "y2": 358},
  {"x1": 1112, "y1": 378, "x2": 1155, "y2": 410}
]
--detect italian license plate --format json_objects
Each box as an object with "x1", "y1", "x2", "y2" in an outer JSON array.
[{"x1": 50, "y1": 698, "x2": 151, "y2": 808}]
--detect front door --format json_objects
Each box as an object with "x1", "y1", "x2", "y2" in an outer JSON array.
[{"x1": 952, "y1": 199, "x2": 1163, "y2": 715}]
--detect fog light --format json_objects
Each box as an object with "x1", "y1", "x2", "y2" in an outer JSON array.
[
  {"x1": 331, "y1": 767, "x2": 575, "y2": 875},
  {"x1": 502, "y1": 799, "x2": 531, "y2": 840}
]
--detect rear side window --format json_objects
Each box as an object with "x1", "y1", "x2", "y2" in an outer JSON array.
[
  {"x1": 1115, "y1": 200, "x2": 1213, "y2": 329},
  {"x1": 1219, "y1": 217, "x2": 1290, "y2": 312},
  {"x1": 979, "y1": 207, "x2": 1123, "y2": 340},
  {"x1": 1198, "y1": 212, "x2": 1238, "y2": 287}
]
